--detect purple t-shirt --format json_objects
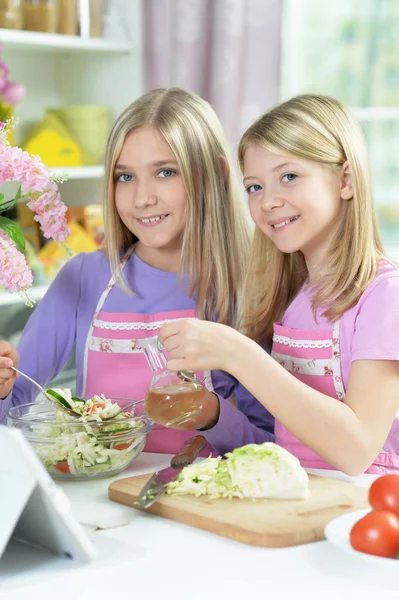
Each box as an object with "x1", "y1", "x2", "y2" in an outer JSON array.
[
  {"x1": 1, "y1": 250, "x2": 274, "y2": 454},
  {"x1": 282, "y1": 261, "x2": 399, "y2": 391}
]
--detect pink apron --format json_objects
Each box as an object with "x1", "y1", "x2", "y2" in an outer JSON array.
[
  {"x1": 82, "y1": 251, "x2": 215, "y2": 457},
  {"x1": 272, "y1": 320, "x2": 399, "y2": 474}
]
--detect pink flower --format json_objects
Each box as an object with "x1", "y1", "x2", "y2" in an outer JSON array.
[
  {"x1": 100, "y1": 339, "x2": 112, "y2": 352},
  {"x1": 0, "y1": 118, "x2": 70, "y2": 299},
  {"x1": 2, "y1": 81, "x2": 25, "y2": 105},
  {"x1": 0, "y1": 230, "x2": 33, "y2": 294},
  {"x1": 0, "y1": 164, "x2": 14, "y2": 183},
  {"x1": 0, "y1": 60, "x2": 10, "y2": 94},
  {"x1": 0, "y1": 47, "x2": 24, "y2": 103},
  {"x1": 26, "y1": 189, "x2": 57, "y2": 214},
  {"x1": 0, "y1": 138, "x2": 70, "y2": 243}
]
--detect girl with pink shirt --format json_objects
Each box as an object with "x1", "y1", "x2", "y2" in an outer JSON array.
[{"x1": 160, "y1": 94, "x2": 399, "y2": 475}]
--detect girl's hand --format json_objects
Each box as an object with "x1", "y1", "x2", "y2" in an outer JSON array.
[
  {"x1": 0, "y1": 340, "x2": 19, "y2": 399},
  {"x1": 159, "y1": 318, "x2": 240, "y2": 373}
]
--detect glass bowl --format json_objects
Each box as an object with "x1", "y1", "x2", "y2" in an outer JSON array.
[{"x1": 7, "y1": 399, "x2": 154, "y2": 480}]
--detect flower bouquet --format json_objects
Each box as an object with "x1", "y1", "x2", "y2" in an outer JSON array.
[{"x1": 0, "y1": 119, "x2": 70, "y2": 305}]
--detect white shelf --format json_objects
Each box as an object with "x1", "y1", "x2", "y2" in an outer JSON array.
[
  {"x1": 0, "y1": 28, "x2": 134, "y2": 54},
  {"x1": 0, "y1": 285, "x2": 48, "y2": 307},
  {"x1": 49, "y1": 165, "x2": 104, "y2": 180}
]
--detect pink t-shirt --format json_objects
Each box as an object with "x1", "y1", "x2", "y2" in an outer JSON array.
[{"x1": 282, "y1": 261, "x2": 399, "y2": 392}]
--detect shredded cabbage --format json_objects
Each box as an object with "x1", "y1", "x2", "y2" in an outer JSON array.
[
  {"x1": 167, "y1": 442, "x2": 310, "y2": 500},
  {"x1": 34, "y1": 394, "x2": 148, "y2": 476},
  {"x1": 50, "y1": 389, "x2": 124, "y2": 421}
]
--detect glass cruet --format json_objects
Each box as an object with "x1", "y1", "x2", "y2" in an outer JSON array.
[{"x1": 139, "y1": 336, "x2": 207, "y2": 429}]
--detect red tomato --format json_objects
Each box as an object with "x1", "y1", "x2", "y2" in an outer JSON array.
[
  {"x1": 369, "y1": 474, "x2": 399, "y2": 516},
  {"x1": 54, "y1": 461, "x2": 70, "y2": 474},
  {"x1": 113, "y1": 443, "x2": 131, "y2": 450},
  {"x1": 87, "y1": 402, "x2": 106, "y2": 413},
  {"x1": 350, "y1": 510, "x2": 399, "y2": 558}
]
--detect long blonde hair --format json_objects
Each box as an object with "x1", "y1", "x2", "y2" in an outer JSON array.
[
  {"x1": 102, "y1": 87, "x2": 251, "y2": 326},
  {"x1": 237, "y1": 94, "x2": 384, "y2": 343}
]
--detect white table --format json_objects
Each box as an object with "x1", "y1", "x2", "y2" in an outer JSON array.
[{"x1": 1, "y1": 454, "x2": 397, "y2": 600}]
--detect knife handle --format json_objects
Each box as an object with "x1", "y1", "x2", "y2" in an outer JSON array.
[{"x1": 171, "y1": 435, "x2": 207, "y2": 469}]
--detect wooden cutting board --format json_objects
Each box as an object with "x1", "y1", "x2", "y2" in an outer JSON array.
[{"x1": 108, "y1": 472, "x2": 369, "y2": 547}]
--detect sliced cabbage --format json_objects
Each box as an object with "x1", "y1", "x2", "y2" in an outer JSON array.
[
  {"x1": 33, "y1": 395, "x2": 147, "y2": 476},
  {"x1": 49, "y1": 389, "x2": 123, "y2": 421},
  {"x1": 167, "y1": 442, "x2": 310, "y2": 500},
  {"x1": 166, "y1": 457, "x2": 232, "y2": 498}
]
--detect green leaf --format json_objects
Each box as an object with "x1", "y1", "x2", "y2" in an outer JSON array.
[
  {"x1": 0, "y1": 198, "x2": 16, "y2": 215},
  {"x1": 0, "y1": 216, "x2": 26, "y2": 251},
  {"x1": 14, "y1": 185, "x2": 22, "y2": 202},
  {"x1": 0, "y1": 185, "x2": 23, "y2": 214}
]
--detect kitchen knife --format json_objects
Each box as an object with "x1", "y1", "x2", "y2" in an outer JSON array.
[{"x1": 136, "y1": 435, "x2": 207, "y2": 508}]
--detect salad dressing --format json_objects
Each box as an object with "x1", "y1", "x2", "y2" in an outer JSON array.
[
  {"x1": 145, "y1": 382, "x2": 207, "y2": 428},
  {"x1": 140, "y1": 336, "x2": 206, "y2": 429}
]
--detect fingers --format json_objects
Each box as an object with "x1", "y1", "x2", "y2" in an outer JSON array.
[
  {"x1": 159, "y1": 319, "x2": 210, "y2": 371},
  {"x1": 0, "y1": 366, "x2": 17, "y2": 385},
  {"x1": 159, "y1": 318, "x2": 199, "y2": 344},
  {"x1": 0, "y1": 341, "x2": 19, "y2": 393},
  {"x1": 0, "y1": 356, "x2": 13, "y2": 368},
  {"x1": 0, "y1": 340, "x2": 15, "y2": 359},
  {"x1": 166, "y1": 358, "x2": 190, "y2": 372},
  {"x1": 159, "y1": 320, "x2": 189, "y2": 356},
  {"x1": 159, "y1": 321, "x2": 183, "y2": 345},
  {"x1": 161, "y1": 336, "x2": 181, "y2": 354}
]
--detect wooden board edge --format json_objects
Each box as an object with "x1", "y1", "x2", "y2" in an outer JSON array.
[{"x1": 108, "y1": 484, "x2": 369, "y2": 548}]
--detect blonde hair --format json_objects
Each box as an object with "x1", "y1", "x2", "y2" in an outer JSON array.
[
  {"x1": 102, "y1": 87, "x2": 251, "y2": 326},
  {"x1": 237, "y1": 94, "x2": 384, "y2": 343}
]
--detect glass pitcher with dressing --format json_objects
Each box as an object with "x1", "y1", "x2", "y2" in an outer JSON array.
[{"x1": 139, "y1": 336, "x2": 207, "y2": 429}]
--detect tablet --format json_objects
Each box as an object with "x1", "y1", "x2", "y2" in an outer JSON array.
[{"x1": 0, "y1": 425, "x2": 95, "y2": 563}]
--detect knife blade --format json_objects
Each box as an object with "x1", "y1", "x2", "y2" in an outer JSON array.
[{"x1": 136, "y1": 435, "x2": 207, "y2": 508}]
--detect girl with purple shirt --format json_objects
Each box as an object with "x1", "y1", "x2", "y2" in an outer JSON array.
[
  {"x1": 0, "y1": 87, "x2": 274, "y2": 455},
  {"x1": 160, "y1": 94, "x2": 399, "y2": 475}
]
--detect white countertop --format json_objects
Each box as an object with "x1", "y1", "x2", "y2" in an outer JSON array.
[{"x1": 1, "y1": 454, "x2": 397, "y2": 600}]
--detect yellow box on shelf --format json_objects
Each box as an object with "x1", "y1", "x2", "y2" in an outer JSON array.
[
  {"x1": 22, "y1": 112, "x2": 84, "y2": 166},
  {"x1": 47, "y1": 105, "x2": 110, "y2": 165},
  {"x1": 38, "y1": 221, "x2": 98, "y2": 280}
]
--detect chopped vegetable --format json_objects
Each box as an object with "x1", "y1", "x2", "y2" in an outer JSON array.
[
  {"x1": 167, "y1": 442, "x2": 310, "y2": 500},
  {"x1": 48, "y1": 389, "x2": 124, "y2": 422},
  {"x1": 34, "y1": 392, "x2": 149, "y2": 476},
  {"x1": 54, "y1": 461, "x2": 70, "y2": 474}
]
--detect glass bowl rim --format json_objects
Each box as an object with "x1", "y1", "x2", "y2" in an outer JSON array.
[{"x1": 7, "y1": 399, "x2": 154, "y2": 437}]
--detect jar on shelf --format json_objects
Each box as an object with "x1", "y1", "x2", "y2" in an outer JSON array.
[
  {"x1": 58, "y1": 0, "x2": 77, "y2": 35},
  {"x1": 0, "y1": 0, "x2": 23, "y2": 29},
  {"x1": 89, "y1": 0, "x2": 103, "y2": 37},
  {"x1": 23, "y1": 0, "x2": 59, "y2": 34},
  {"x1": 78, "y1": 0, "x2": 105, "y2": 38}
]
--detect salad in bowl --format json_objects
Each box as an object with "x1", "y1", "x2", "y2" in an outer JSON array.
[{"x1": 7, "y1": 393, "x2": 153, "y2": 480}]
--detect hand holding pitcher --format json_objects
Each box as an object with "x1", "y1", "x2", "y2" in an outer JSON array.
[{"x1": 140, "y1": 336, "x2": 219, "y2": 431}]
